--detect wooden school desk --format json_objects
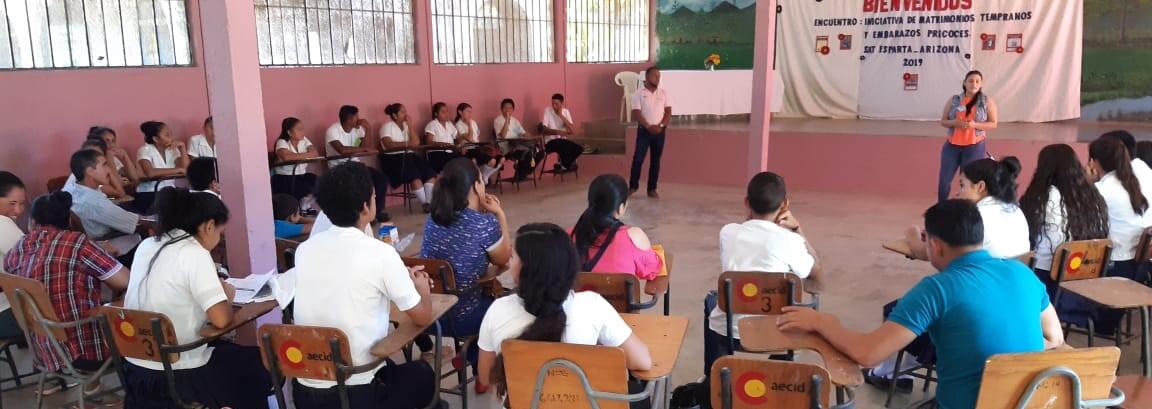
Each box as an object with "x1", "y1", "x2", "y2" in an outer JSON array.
[{"x1": 621, "y1": 313, "x2": 689, "y2": 409}]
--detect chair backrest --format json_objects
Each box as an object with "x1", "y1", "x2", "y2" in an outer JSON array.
[
  {"x1": 402, "y1": 257, "x2": 458, "y2": 294},
  {"x1": 710, "y1": 356, "x2": 831, "y2": 409},
  {"x1": 1136, "y1": 226, "x2": 1152, "y2": 263},
  {"x1": 502, "y1": 339, "x2": 629, "y2": 409},
  {"x1": 1049, "y1": 239, "x2": 1112, "y2": 282},
  {"x1": 974, "y1": 346, "x2": 1121, "y2": 409},
  {"x1": 275, "y1": 238, "x2": 299, "y2": 273},
  {"x1": 46, "y1": 175, "x2": 68, "y2": 193},
  {"x1": 1016, "y1": 251, "x2": 1036, "y2": 269},
  {"x1": 0, "y1": 273, "x2": 67, "y2": 339},
  {"x1": 717, "y1": 271, "x2": 805, "y2": 315},
  {"x1": 258, "y1": 324, "x2": 353, "y2": 382},
  {"x1": 94, "y1": 306, "x2": 181, "y2": 364},
  {"x1": 573, "y1": 272, "x2": 641, "y2": 313}
]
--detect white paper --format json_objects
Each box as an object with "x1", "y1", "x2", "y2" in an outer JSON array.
[
  {"x1": 270, "y1": 268, "x2": 298, "y2": 309},
  {"x1": 227, "y1": 269, "x2": 276, "y2": 304}
]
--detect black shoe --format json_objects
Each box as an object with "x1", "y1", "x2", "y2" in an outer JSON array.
[
  {"x1": 647, "y1": 190, "x2": 660, "y2": 199},
  {"x1": 862, "y1": 369, "x2": 913, "y2": 394}
]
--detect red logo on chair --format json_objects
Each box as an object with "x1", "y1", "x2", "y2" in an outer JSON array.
[
  {"x1": 114, "y1": 317, "x2": 136, "y2": 341},
  {"x1": 280, "y1": 340, "x2": 306, "y2": 369},
  {"x1": 736, "y1": 280, "x2": 760, "y2": 302},
  {"x1": 736, "y1": 371, "x2": 770, "y2": 405},
  {"x1": 1067, "y1": 251, "x2": 1086, "y2": 273}
]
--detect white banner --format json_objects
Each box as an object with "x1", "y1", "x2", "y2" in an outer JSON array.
[{"x1": 778, "y1": 0, "x2": 1081, "y2": 122}]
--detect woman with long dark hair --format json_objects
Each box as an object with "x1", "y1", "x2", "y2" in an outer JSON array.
[
  {"x1": 952, "y1": 156, "x2": 1029, "y2": 258},
  {"x1": 937, "y1": 70, "x2": 999, "y2": 203},
  {"x1": 271, "y1": 117, "x2": 320, "y2": 200},
  {"x1": 477, "y1": 223, "x2": 651, "y2": 398},
  {"x1": 135, "y1": 121, "x2": 190, "y2": 213},
  {"x1": 1089, "y1": 137, "x2": 1152, "y2": 279},
  {"x1": 571, "y1": 174, "x2": 662, "y2": 279},
  {"x1": 122, "y1": 188, "x2": 272, "y2": 408},
  {"x1": 456, "y1": 102, "x2": 503, "y2": 185},
  {"x1": 424, "y1": 102, "x2": 461, "y2": 173},
  {"x1": 380, "y1": 103, "x2": 437, "y2": 212}
]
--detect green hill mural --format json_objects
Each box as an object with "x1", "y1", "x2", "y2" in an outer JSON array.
[{"x1": 656, "y1": 0, "x2": 757, "y2": 70}]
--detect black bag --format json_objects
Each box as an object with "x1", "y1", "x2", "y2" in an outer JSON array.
[{"x1": 670, "y1": 380, "x2": 711, "y2": 409}]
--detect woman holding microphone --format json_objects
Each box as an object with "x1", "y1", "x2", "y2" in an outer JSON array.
[{"x1": 938, "y1": 70, "x2": 998, "y2": 203}]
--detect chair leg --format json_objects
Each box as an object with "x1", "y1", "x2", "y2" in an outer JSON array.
[
  {"x1": 1, "y1": 347, "x2": 18, "y2": 387},
  {"x1": 1088, "y1": 319, "x2": 1096, "y2": 347},
  {"x1": 33, "y1": 371, "x2": 46, "y2": 409},
  {"x1": 885, "y1": 351, "x2": 904, "y2": 408},
  {"x1": 923, "y1": 366, "x2": 933, "y2": 392}
]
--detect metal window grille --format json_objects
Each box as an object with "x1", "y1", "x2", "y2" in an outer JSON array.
[
  {"x1": 0, "y1": 0, "x2": 191, "y2": 70},
  {"x1": 431, "y1": 0, "x2": 553, "y2": 65},
  {"x1": 255, "y1": 0, "x2": 415, "y2": 66},
  {"x1": 566, "y1": 0, "x2": 648, "y2": 63}
]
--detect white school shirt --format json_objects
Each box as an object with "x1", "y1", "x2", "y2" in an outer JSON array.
[
  {"x1": 187, "y1": 135, "x2": 216, "y2": 158},
  {"x1": 424, "y1": 120, "x2": 458, "y2": 145},
  {"x1": 493, "y1": 115, "x2": 528, "y2": 139},
  {"x1": 1133, "y1": 159, "x2": 1152, "y2": 191},
  {"x1": 455, "y1": 119, "x2": 480, "y2": 143},
  {"x1": 0, "y1": 216, "x2": 25, "y2": 313},
  {"x1": 541, "y1": 108, "x2": 574, "y2": 142},
  {"x1": 1034, "y1": 187, "x2": 1068, "y2": 271},
  {"x1": 273, "y1": 138, "x2": 316, "y2": 176},
  {"x1": 1096, "y1": 172, "x2": 1152, "y2": 260},
  {"x1": 477, "y1": 291, "x2": 633, "y2": 354},
  {"x1": 708, "y1": 219, "x2": 815, "y2": 338},
  {"x1": 135, "y1": 144, "x2": 179, "y2": 193},
  {"x1": 631, "y1": 87, "x2": 672, "y2": 126},
  {"x1": 976, "y1": 196, "x2": 1031, "y2": 259},
  {"x1": 325, "y1": 123, "x2": 366, "y2": 167},
  {"x1": 309, "y1": 212, "x2": 372, "y2": 238},
  {"x1": 124, "y1": 230, "x2": 228, "y2": 370},
  {"x1": 379, "y1": 122, "x2": 411, "y2": 155},
  {"x1": 294, "y1": 226, "x2": 422, "y2": 388}
]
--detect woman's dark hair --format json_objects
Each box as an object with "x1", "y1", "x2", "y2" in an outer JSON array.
[
  {"x1": 962, "y1": 70, "x2": 984, "y2": 114},
  {"x1": 493, "y1": 223, "x2": 582, "y2": 398},
  {"x1": 454, "y1": 102, "x2": 472, "y2": 124},
  {"x1": 140, "y1": 121, "x2": 166, "y2": 145},
  {"x1": 139, "y1": 187, "x2": 230, "y2": 302},
  {"x1": 30, "y1": 191, "x2": 72, "y2": 230},
  {"x1": 572, "y1": 175, "x2": 629, "y2": 267},
  {"x1": 1019, "y1": 144, "x2": 1109, "y2": 250},
  {"x1": 0, "y1": 171, "x2": 25, "y2": 198},
  {"x1": 87, "y1": 126, "x2": 115, "y2": 141},
  {"x1": 385, "y1": 103, "x2": 404, "y2": 121},
  {"x1": 279, "y1": 117, "x2": 300, "y2": 141},
  {"x1": 432, "y1": 102, "x2": 448, "y2": 119},
  {"x1": 1136, "y1": 141, "x2": 1152, "y2": 170},
  {"x1": 500, "y1": 98, "x2": 515, "y2": 109},
  {"x1": 430, "y1": 158, "x2": 480, "y2": 226},
  {"x1": 1090, "y1": 137, "x2": 1148, "y2": 215},
  {"x1": 961, "y1": 156, "x2": 1021, "y2": 204}
]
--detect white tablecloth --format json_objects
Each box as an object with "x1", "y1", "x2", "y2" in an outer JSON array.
[{"x1": 659, "y1": 70, "x2": 782, "y2": 116}]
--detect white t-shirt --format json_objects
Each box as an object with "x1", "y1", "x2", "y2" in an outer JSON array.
[
  {"x1": 1133, "y1": 159, "x2": 1152, "y2": 193},
  {"x1": 188, "y1": 135, "x2": 216, "y2": 158},
  {"x1": 124, "y1": 230, "x2": 228, "y2": 370},
  {"x1": 424, "y1": 120, "x2": 458, "y2": 145},
  {"x1": 273, "y1": 138, "x2": 316, "y2": 176},
  {"x1": 309, "y1": 212, "x2": 373, "y2": 238},
  {"x1": 493, "y1": 115, "x2": 528, "y2": 140},
  {"x1": 325, "y1": 123, "x2": 366, "y2": 166},
  {"x1": 379, "y1": 122, "x2": 411, "y2": 155},
  {"x1": 294, "y1": 226, "x2": 422, "y2": 388},
  {"x1": 709, "y1": 219, "x2": 815, "y2": 338},
  {"x1": 136, "y1": 144, "x2": 179, "y2": 193},
  {"x1": 0, "y1": 216, "x2": 25, "y2": 313},
  {"x1": 455, "y1": 119, "x2": 480, "y2": 143},
  {"x1": 976, "y1": 196, "x2": 1031, "y2": 259},
  {"x1": 631, "y1": 87, "x2": 672, "y2": 126},
  {"x1": 477, "y1": 291, "x2": 632, "y2": 354},
  {"x1": 541, "y1": 108, "x2": 574, "y2": 142},
  {"x1": 1096, "y1": 171, "x2": 1152, "y2": 260}
]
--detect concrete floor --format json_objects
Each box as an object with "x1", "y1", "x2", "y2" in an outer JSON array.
[{"x1": 1, "y1": 178, "x2": 1142, "y2": 408}]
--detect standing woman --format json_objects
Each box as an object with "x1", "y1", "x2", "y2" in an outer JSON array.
[
  {"x1": 938, "y1": 70, "x2": 998, "y2": 203},
  {"x1": 455, "y1": 103, "x2": 502, "y2": 185},
  {"x1": 271, "y1": 117, "x2": 321, "y2": 201},
  {"x1": 89, "y1": 127, "x2": 142, "y2": 185},
  {"x1": 424, "y1": 102, "x2": 461, "y2": 173},
  {"x1": 136, "y1": 121, "x2": 190, "y2": 214},
  {"x1": 380, "y1": 103, "x2": 437, "y2": 212},
  {"x1": 571, "y1": 174, "x2": 662, "y2": 280}
]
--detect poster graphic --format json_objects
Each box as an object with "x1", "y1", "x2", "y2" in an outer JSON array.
[
  {"x1": 1006, "y1": 33, "x2": 1023, "y2": 53},
  {"x1": 982, "y1": 34, "x2": 996, "y2": 50},
  {"x1": 816, "y1": 35, "x2": 830, "y2": 53},
  {"x1": 840, "y1": 34, "x2": 853, "y2": 50},
  {"x1": 904, "y1": 73, "x2": 919, "y2": 91}
]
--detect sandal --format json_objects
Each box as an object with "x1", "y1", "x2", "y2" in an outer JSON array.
[
  {"x1": 71, "y1": 385, "x2": 123, "y2": 408},
  {"x1": 35, "y1": 380, "x2": 78, "y2": 396}
]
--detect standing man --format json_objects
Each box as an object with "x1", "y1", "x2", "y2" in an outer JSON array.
[{"x1": 630, "y1": 67, "x2": 673, "y2": 198}]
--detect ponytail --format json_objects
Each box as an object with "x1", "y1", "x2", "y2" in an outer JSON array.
[
  {"x1": 961, "y1": 156, "x2": 1021, "y2": 205},
  {"x1": 571, "y1": 175, "x2": 630, "y2": 267},
  {"x1": 430, "y1": 158, "x2": 479, "y2": 226},
  {"x1": 140, "y1": 121, "x2": 165, "y2": 145},
  {"x1": 1090, "y1": 137, "x2": 1148, "y2": 215},
  {"x1": 279, "y1": 117, "x2": 300, "y2": 141}
]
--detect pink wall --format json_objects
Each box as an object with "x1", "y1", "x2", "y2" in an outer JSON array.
[{"x1": 0, "y1": 0, "x2": 651, "y2": 200}]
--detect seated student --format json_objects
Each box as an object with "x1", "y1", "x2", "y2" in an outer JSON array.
[
  {"x1": 63, "y1": 138, "x2": 129, "y2": 199},
  {"x1": 1099, "y1": 130, "x2": 1152, "y2": 189},
  {"x1": 187, "y1": 117, "x2": 217, "y2": 158},
  {"x1": 272, "y1": 194, "x2": 313, "y2": 239},
  {"x1": 0, "y1": 171, "x2": 27, "y2": 341},
  {"x1": 571, "y1": 174, "x2": 662, "y2": 279},
  {"x1": 539, "y1": 93, "x2": 584, "y2": 173},
  {"x1": 493, "y1": 98, "x2": 541, "y2": 182},
  {"x1": 455, "y1": 103, "x2": 502, "y2": 185},
  {"x1": 187, "y1": 157, "x2": 220, "y2": 197},
  {"x1": 778, "y1": 199, "x2": 1063, "y2": 409},
  {"x1": 379, "y1": 103, "x2": 436, "y2": 212},
  {"x1": 478, "y1": 223, "x2": 652, "y2": 397},
  {"x1": 326, "y1": 105, "x2": 390, "y2": 210},
  {"x1": 88, "y1": 126, "x2": 142, "y2": 185},
  {"x1": 420, "y1": 158, "x2": 511, "y2": 369},
  {"x1": 703, "y1": 172, "x2": 823, "y2": 375},
  {"x1": 425, "y1": 102, "x2": 461, "y2": 173},
  {"x1": 136, "y1": 121, "x2": 190, "y2": 214},
  {"x1": 64, "y1": 149, "x2": 142, "y2": 266},
  {"x1": 272, "y1": 117, "x2": 320, "y2": 201},
  {"x1": 3, "y1": 191, "x2": 130, "y2": 400},
  {"x1": 293, "y1": 162, "x2": 438, "y2": 409},
  {"x1": 122, "y1": 188, "x2": 272, "y2": 408}
]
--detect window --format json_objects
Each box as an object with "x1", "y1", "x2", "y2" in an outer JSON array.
[
  {"x1": 567, "y1": 0, "x2": 649, "y2": 63},
  {"x1": 255, "y1": 0, "x2": 415, "y2": 66},
  {"x1": 431, "y1": 0, "x2": 553, "y2": 65},
  {"x1": 0, "y1": 0, "x2": 191, "y2": 69}
]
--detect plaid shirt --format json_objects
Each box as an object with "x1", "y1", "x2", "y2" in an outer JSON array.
[{"x1": 2, "y1": 227, "x2": 121, "y2": 372}]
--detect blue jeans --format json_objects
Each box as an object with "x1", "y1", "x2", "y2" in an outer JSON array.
[
  {"x1": 937, "y1": 140, "x2": 986, "y2": 203},
  {"x1": 630, "y1": 127, "x2": 666, "y2": 192}
]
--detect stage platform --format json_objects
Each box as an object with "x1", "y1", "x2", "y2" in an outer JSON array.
[{"x1": 574, "y1": 117, "x2": 1152, "y2": 201}]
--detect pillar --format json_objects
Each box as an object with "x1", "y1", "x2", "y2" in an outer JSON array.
[{"x1": 748, "y1": 0, "x2": 778, "y2": 176}]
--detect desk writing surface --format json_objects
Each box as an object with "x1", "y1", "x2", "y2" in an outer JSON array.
[
  {"x1": 271, "y1": 156, "x2": 326, "y2": 167},
  {"x1": 738, "y1": 316, "x2": 864, "y2": 386},
  {"x1": 621, "y1": 313, "x2": 688, "y2": 380},
  {"x1": 370, "y1": 294, "x2": 458, "y2": 357},
  {"x1": 198, "y1": 300, "x2": 278, "y2": 338},
  {"x1": 1062, "y1": 277, "x2": 1152, "y2": 309},
  {"x1": 883, "y1": 240, "x2": 915, "y2": 258}
]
